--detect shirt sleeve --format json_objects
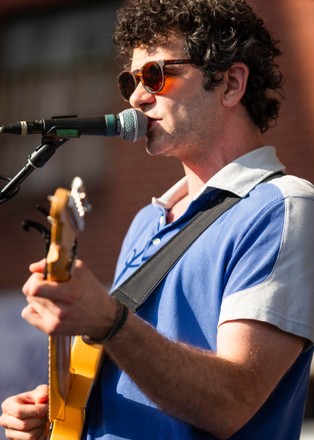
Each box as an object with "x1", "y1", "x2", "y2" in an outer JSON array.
[{"x1": 219, "y1": 177, "x2": 314, "y2": 344}]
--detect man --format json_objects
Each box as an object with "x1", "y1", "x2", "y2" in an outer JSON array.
[{"x1": 1, "y1": 0, "x2": 314, "y2": 439}]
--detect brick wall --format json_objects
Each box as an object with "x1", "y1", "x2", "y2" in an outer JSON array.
[
  {"x1": 0, "y1": 0, "x2": 313, "y2": 291},
  {"x1": 255, "y1": 0, "x2": 314, "y2": 182},
  {"x1": 0, "y1": 0, "x2": 313, "y2": 429}
]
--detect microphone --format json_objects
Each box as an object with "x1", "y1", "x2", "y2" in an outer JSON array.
[{"x1": 0, "y1": 108, "x2": 148, "y2": 142}]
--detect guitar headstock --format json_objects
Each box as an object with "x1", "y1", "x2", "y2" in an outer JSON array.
[
  {"x1": 67, "y1": 177, "x2": 91, "y2": 233},
  {"x1": 46, "y1": 177, "x2": 91, "y2": 282}
]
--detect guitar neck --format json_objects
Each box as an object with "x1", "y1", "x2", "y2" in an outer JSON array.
[
  {"x1": 46, "y1": 178, "x2": 104, "y2": 440},
  {"x1": 46, "y1": 187, "x2": 74, "y2": 423}
]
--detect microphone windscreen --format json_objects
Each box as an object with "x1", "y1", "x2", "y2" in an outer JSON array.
[{"x1": 119, "y1": 108, "x2": 148, "y2": 142}]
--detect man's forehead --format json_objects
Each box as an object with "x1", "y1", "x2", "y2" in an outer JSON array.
[{"x1": 130, "y1": 34, "x2": 187, "y2": 68}]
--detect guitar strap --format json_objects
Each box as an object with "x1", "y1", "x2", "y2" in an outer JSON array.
[{"x1": 111, "y1": 172, "x2": 284, "y2": 312}]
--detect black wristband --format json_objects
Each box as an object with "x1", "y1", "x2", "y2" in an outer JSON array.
[{"x1": 83, "y1": 299, "x2": 129, "y2": 344}]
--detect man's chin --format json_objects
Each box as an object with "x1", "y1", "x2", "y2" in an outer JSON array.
[
  {"x1": 145, "y1": 132, "x2": 175, "y2": 157},
  {"x1": 145, "y1": 135, "x2": 161, "y2": 156}
]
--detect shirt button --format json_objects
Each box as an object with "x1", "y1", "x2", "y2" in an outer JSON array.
[
  {"x1": 159, "y1": 216, "x2": 165, "y2": 226},
  {"x1": 152, "y1": 238, "x2": 161, "y2": 246}
]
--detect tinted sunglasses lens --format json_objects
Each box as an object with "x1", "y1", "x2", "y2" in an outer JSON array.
[
  {"x1": 142, "y1": 62, "x2": 163, "y2": 93},
  {"x1": 118, "y1": 71, "x2": 137, "y2": 101}
]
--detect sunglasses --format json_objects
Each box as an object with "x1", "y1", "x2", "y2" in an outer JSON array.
[{"x1": 118, "y1": 59, "x2": 192, "y2": 102}]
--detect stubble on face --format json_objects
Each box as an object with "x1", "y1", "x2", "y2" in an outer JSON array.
[
  {"x1": 145, "y1": 83, "x2": 224, "y2": 168},
  {"x1": 132, "y1": 35, "x2": 225, "y2": 165}
]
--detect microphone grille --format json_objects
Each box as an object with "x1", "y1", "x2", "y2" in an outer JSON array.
[{"x1": 119, "y1": 108, "x2": 148, "y2": 142}]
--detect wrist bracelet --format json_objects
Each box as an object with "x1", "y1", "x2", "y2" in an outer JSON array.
[{"x1": 83, "y1": 299, "x2": 129, "y2": 345}]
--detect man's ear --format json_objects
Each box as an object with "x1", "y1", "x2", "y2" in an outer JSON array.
[{"x1": 222, "y1": 62, "x2": 249, "y2": 107}]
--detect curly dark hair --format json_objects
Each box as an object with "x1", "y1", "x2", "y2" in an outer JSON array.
[{"x1": 114, "y1": 0, "x2": 283, "y2": 132}]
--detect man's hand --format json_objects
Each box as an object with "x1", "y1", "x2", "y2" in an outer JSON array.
[
  {"x1": 0, "y1": 385, "x2": 48, "y2": 440},
  {"x1": 21, "y1": 259, "x2": 117, "y2": 340}
]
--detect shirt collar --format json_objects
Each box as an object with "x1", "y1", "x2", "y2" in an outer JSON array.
[{"x1": 152, "y1": 146, "x2": 285, "y2": 210}]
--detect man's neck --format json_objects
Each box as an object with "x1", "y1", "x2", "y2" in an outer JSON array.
[
  {"x1": 182, "y1": 124, "x2": 264, "y2": 199},
  {"x1": 167, "y1": 129, "x2": 264, "y2": 224}
]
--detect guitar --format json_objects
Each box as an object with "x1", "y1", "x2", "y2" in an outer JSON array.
[{"x1": 45, "y1": 177, "x2": 105, "y2": 440}]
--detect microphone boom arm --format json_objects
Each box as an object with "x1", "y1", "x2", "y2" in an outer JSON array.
[
  {"x1": 0, "y1": 132, "x2": 69, "y2": 203},
  {"x1": 0, "y1": 108, "x2": 148, "y2": 203}
]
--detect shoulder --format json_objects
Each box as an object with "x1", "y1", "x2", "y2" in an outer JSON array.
[
  {"x1": 269, "y1": 174, "x2": 314, "y2": 199},
  {"x1": 268, "y1": 175, "x2": 314, "y2": 236},
  {"x1": 235, "y1": 174, "x2": 314, "y2": 229}
]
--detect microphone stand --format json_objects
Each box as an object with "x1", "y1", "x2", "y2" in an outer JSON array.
[{"x1": 0, "y1": 131, "x2": 69, "y2": 203}]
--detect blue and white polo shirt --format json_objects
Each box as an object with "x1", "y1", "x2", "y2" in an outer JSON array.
[{"x1": 85, "y1": 146, "x2": 314, "y2": 440}]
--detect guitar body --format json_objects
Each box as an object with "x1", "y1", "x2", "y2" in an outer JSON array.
[
  {"x1": 44, "y1": 178, "x2": 104, "y2": 440},
  {"x1": 49, "y1": 336, "x2": 104, "y2": 440}
]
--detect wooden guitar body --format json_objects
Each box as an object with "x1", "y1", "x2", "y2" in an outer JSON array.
[{"x1": 49, "y1": 336, "x2": 104, "y2": 440}]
